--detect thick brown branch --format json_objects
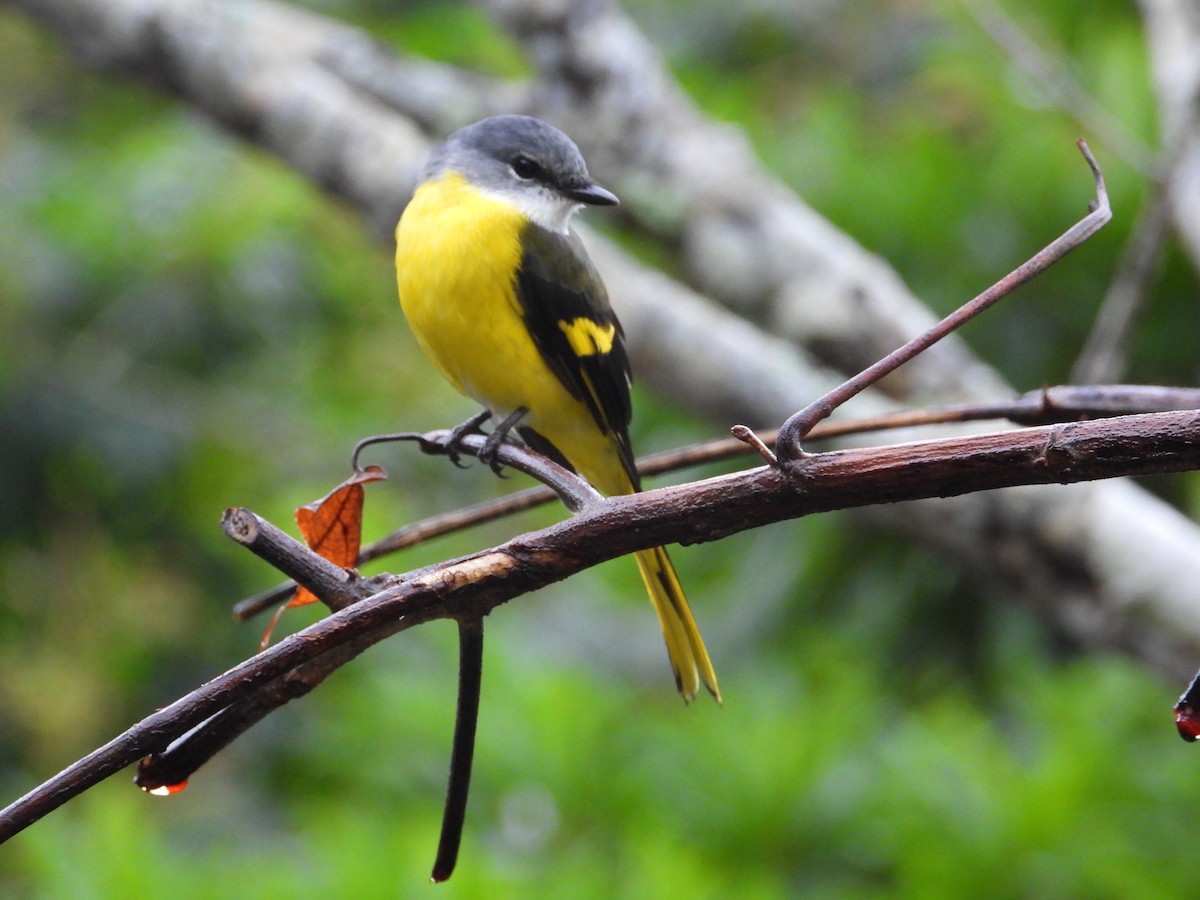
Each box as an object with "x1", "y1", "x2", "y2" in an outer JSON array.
[
  {"x1": 558, "y1": 410, "x2": 1200, "y2": 554},
  {"x1": 2, "y1": 408, "x2": 1197, "y2": 844},
  {"x1": 231, "y1": 384, "x2": 1200, "y2": 621}
]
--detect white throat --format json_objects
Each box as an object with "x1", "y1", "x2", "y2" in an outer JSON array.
[{"x1": 486, "y1": 184, "x2": 580, "y2": 234}]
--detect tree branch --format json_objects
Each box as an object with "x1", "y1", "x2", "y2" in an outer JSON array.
[
  {"x1": 2, "y1": 407, "x2": 1198, "y2": 844},
  {"x1": 775, "y1": 139, "x2": 1109, "y2": 460},
  {"x1": 231, "y1": 383, "x2": 1200, "y2": 622}
]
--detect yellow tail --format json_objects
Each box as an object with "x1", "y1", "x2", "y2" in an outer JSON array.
[{"x1": 634, "y1": 545, "x2": 720, "y2": 703}]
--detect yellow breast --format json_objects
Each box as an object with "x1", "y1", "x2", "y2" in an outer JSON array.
[{"x1": 396, "y1": 173, "x2": 540, "y2": 413}]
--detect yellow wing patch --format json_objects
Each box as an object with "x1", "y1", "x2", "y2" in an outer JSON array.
[{"x1": 558, "y1": 317, "x2": 617, "y2": 357}]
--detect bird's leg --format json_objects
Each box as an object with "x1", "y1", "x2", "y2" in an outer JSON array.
[
  {"x1": 479, "y1": 407, "x2": 528, "y2": 475},
  {"x1": 445, "y1": 409, "x2": 493, "y2": 468}
]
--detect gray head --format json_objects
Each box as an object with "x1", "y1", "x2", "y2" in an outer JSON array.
[{"x1": 422, "y1": 115, "x2": 618, "y2": 233}]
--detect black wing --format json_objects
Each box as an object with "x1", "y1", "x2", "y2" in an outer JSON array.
[{"x1": 514, "y1": 223, "x2": 639, "y2": 485}]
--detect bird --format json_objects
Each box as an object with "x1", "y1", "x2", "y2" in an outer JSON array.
[{"x1": 394, "y1": 115, "x2": 719, "y2": 702}]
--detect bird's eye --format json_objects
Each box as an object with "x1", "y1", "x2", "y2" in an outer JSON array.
[{"x1": 511, "y1": 155, "x2": 542, "y2": 180}]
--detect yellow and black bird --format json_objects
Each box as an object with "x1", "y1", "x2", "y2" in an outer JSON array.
[{"x1": 395, "y1": 115, "x2": 719, "y2": 702}]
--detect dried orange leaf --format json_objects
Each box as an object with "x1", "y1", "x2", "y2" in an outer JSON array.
[
  {"x1": 259, "y1": 465, "x2": 387, "y2": 648},
  {"x1": 292, "y1": 464, "x2": 387, "y2": 605}
]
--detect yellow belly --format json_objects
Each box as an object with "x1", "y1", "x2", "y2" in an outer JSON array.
[{"x1": 395, "y1": 173, "x2": 630, "y2": 495}]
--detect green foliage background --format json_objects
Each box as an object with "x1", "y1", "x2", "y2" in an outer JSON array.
[{"x1": 2, "y1": 1, "x2": 1199, "y2": 896}]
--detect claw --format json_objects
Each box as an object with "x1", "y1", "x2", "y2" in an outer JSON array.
[
  {"x1": 478, "y1": 408, "x2": 528, "y2": 475},
  {"x1": 445, "y1": 410, "x2": 493, "y2": 467},
  {"x1": 479, "y1": 429, "x2": 508, "y2": 476}
]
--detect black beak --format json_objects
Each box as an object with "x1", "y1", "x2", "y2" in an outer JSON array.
[{"x1": 562, "y1": 180, "x2": 619, "y2": 206}]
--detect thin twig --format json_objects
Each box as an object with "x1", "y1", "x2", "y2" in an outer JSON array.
[
  {"x1": 774, "y1": 140, "x2": 1111, "y2": 463},
  {"x1": 431, "y1": 617, "x2": 485, "y2": 883},
  {"x1": 353, "y1": 428, "x2": 601, "y2": 512},
  {"x1": 730, "y1": 424, "x2": 778, "y2": 465}
]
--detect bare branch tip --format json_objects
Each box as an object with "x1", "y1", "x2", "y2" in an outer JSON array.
[
  {"x1": 1075, "y1": 138, "x2": 1109, "y2": 208},
  {"x1": 221, "y1": 507, "x2": 257, "y2": 544},
  {"x1": 730, "y1": 424, "x2": 779, "y2": 467}
]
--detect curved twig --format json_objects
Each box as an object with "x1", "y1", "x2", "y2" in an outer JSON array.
[{"x1": 774, "y1": 140, "x2": 1111, "y2": 464}]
